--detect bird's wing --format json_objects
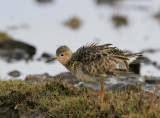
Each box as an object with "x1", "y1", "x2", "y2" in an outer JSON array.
[
  {"x1": 72, "y1": 43, "x2": 143, "y2": 77},
  {"x1": 81, "y1": 55, "x2": 139, "y2": 77},
  {"x1": 71, "y1": 43, "x2": 142, "y2": 63},
  {"x1": 71, "y1": 43, "x2": 112, "y2": 62},
  {"x1": 71, "y1": 43, "x2": 113, "y2": 61}
]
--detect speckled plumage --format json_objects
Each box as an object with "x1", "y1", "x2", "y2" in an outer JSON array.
[{"x1": 53, "y1": 43, "x2": 143, "y2": 83}]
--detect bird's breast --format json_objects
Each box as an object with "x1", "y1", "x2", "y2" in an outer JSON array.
[{"x1": 65, "y1": 61, "x2": 99, "y2": 83}]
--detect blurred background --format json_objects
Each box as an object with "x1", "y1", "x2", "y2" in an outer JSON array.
[{"x1": 0, "y1": 0, "x2": 160, "y2": 81}]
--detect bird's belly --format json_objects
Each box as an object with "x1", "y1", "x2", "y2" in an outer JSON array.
[{"x1": 75, "y1": 70, "x2": 100, "y2": 83}]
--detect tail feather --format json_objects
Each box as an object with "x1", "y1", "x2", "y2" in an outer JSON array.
[
  {"x1": 113, "y1": 70, "x2": 140, "y2": 77},
  {"x1": 111, "y1": 55, "x2": 129, "y2": 61},
  {"x1": 131, "y1": 56, "x2": 146, "y2": 64},
  {"x1": 128, "y1": 52, "x2": 144, "y2": 64}
]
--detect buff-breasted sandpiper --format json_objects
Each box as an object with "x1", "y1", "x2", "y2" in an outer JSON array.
[{"x1": 47, "y1": 43, "x2": 143, "y2": 102}]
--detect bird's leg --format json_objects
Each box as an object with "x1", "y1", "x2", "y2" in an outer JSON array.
[{"x1": 100, "y1": 80, "x2": 105, "y2": 102}]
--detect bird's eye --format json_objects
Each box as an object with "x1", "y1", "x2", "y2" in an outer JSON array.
[{"x1": 61, "y1": 54, "x2": 64, "y2": 56}]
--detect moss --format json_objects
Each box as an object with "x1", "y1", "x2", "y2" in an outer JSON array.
[
  {"x1": 0, "y1": 79, "x2": 160, "y2": 117},
  {"x1": 0, "y1": 32, "x2": 12, "y2": 41},
  {"x1": 64, "y1": 17, "x2": 82, "y2": 30}
]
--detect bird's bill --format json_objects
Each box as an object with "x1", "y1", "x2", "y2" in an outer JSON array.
[{"x1": 46, "y1": 57, "x2": 56, "y2": 62}]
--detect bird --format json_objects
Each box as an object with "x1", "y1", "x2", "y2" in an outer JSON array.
[{"x1": 47, "y1": 43, "x2": 143, "y2": 102}]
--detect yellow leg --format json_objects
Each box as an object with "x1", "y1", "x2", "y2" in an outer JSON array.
[{"x1": 100, "y1": 80, "x2": 105, "y2": 102}]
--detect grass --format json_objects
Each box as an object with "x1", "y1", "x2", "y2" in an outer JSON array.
[{"x1": 0, "y1": 79, "x2": 160, "y2": 117}]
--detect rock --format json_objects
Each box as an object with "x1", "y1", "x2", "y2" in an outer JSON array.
[
  {"x1": 37, "y1": 52, "x2": 54, "y2": 62},
  {"x1": 106, "y1": 83, "x2": 141, "y2": 92},
  {"x1": 26, "y1": 72, "x2": 79, "y2": 85},
  {"x1": 25, "y1": 73, "x2": 52, "y2": 83},
  {"x1": 145, "y1": 77, "x2": 160, "y2": 84},
  {"x1": 141, "y1": 56, "x2": 160, "y2": 70},
  {"x1": 0, "y1": 40, "x2": 36, "y2": 62},
  {"x1": 79, "y1": 82, "x2": 142, "y2": 93},
  {"x1": 142, "y1": 48, "x2": 160, "y2": 53},
  {"x1": 64, "y1": 17, "x2": 82, "y2": 30},
  {"x1": 96, "y1": 0, "x2": 121, "y2": 5},
  {"x1": 35, "y1": 0, "x2": 53, "y2": 4},
  {"x1": 154, "y1": 11, "x2": 160, "y2": 22},
  {"x1": 8, "y1": 70, "x2": 21, "y2": 77},
  {"x1": 53, "y1": 72, "x2": 79, "y2": 84},
  {"x1": 111, "y1": 15, "x2": 128, "y2": 27}
]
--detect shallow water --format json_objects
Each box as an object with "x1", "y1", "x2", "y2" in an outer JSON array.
[{"x1": 0, "y1": 0, "x2": 160, "y2": 79}]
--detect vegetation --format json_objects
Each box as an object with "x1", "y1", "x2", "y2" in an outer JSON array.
[
  {"x1": 0, "y1": 79, "x2": 160, "y2": 117},
  {"x1": 0, "y1": 31, "x2": 12, "y2": 41},
  {"x1": 64, "y1": 17, "x2": 82, "y2": 30}
]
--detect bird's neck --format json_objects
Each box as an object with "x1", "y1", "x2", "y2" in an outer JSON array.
[
  {"x1": 64, "y1": 60, "x2": 72, "y2": 70},
  {"x1": 64, "y1": 60, "x2": 76, "y2": 74}
]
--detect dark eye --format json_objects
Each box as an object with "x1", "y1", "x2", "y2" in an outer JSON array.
[{"x1": 61, "y1": 54, "x2": 64, "y2": 56}]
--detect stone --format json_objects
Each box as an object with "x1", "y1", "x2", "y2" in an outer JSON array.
[
  {"x1": 0, "y1": 40, "x2": 36, "y2": 62},
  {"x1": 145, "y1": 77, "x2": 160, "y2": 84},
  {"x1": 37, "y1": 52, "x2": 54, "y2": 62},
  {"x1": 8, "y1": 70, "x2": 21, "y2": 77},
  {"x1": 25, "y1": 72, "x2": 79, "y2": 85}
]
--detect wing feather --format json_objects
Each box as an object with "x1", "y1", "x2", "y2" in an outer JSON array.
[{"x1": 72, "y1": 43, "x2": 143, "y2": 77}]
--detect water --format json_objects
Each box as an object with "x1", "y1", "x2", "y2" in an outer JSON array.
[{"x1": 0, "y1": 0, "x2": 160, "y2": 79}]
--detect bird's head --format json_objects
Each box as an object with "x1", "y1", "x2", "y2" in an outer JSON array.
[{"x1": 47, "y1": 45, "x2": 72, "y2": 65}]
